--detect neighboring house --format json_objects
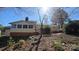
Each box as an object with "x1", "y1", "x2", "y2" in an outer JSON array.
[
  {"x1": 51, "y1": 23, "x2": 60, "y2": 32},
  {"x1": 9, "y1": 17, "x2": 38, "y2": 36}
]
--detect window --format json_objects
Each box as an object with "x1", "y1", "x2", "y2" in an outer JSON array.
[
  {"x1": 23, "y1": 25, "x2": 27, "y2": 28},
  {"x1": 17, "y1": 24, "x2": 22, "y2": 28},
  {"x1": 29, "y1": 25, "x2": 33, "y2": 28}
]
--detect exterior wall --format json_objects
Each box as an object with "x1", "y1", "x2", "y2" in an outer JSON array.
[
  {"x1": 51, "y1": 25, "x2": 59, "y2": 32},
  {"x1": 10, "y1": 21, "x2": 36, "y2": 33},
  {"x1": 10, "y1": 28, "x2": 36, "y2": 32},
  {"x1": 10, "y1": 21, "x2": 38, "y2": 36}
]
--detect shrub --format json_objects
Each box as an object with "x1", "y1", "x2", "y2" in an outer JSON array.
[
  {"x1": 7, "y1": 37, "x2": 15, "y2": 47},
  {"x1": 53, "y1": 40, "x2": 64, "y2": 51},
  {"x1": 42, "y1": 25, "x2": 51, "y2": 34},
  {"x1": 65, "y1": 21, "x2": 79, "y2": 35},
  {"x1": 53, "y1": 43, "x2": 64, "y2": 51},
  {"x1": 54, "y1": 46, "x2": 64, "y2": 51},
  {"x1": 18, "y1": 39, "x2": 27, "y2": 48},
  {"x1": 12, "y1": 36, "x2": 29, "y2": 43},
  {"x1": 0, "y1": 36, "x2": 9, "y2": 48}
]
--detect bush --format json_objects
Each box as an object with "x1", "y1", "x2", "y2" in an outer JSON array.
[
  {"x1": 12, "y1": 39, "x2": 27, "y2": 50},
  {"x1": 53, "y1": 40, "x2": 64, "y2": 51},
  {"x1": 18, "y1": 39, "x2": 27, "y2": 48},
  {"x1": 7, "y1": 37, "x2": 15, "y2": 47},
  {"x1": 65, "y1": 21, "x2": 79, "y2": 35},
  {"x1": 0, "y1": 36, "x2": 9, "y2": 48},
  {"x1": 12, "y1": 36, "x2": 29, "y2": 43},
  {"x1": 54, "y1": 46, "x2": 64, "y2": 51},
  {"x1": 42, "y1": 25, "x2": 51, "y2": 34}
]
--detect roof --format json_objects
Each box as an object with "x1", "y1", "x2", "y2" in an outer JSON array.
[{"x1": 9, "y1": 20, "x2": 36, "y2": 24}]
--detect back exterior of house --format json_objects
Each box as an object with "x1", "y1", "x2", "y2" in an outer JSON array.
[{"x1": 9, "y1": 17, "x2": 39, "y2": 36}]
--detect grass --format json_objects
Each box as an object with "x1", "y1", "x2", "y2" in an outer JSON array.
[{"x1": 52, "y1": 40, "x2": 64, "y2": 51}]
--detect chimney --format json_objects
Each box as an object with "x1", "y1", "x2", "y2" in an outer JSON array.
[{"x1": 25, "y1": 17, "x2": 29, "y2": 21}]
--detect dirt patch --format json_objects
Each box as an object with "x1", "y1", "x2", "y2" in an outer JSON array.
[{"x1": 0, "y1": 33, "x2": 79, "y2": 51}]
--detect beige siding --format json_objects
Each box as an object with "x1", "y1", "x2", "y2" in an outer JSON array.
[
  {"x1": 51, "y1": 25, "x2": 59, "y2": 31},
  {"x1": 10, "y1": 21, "x2": 36, "y2": 33},
  {"x1": 10, "y1": 28, "x2": 35, "y2": 32}
]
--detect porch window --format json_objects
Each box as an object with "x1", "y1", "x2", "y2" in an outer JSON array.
[
  {"x1": 23, "y1": 25, "x2": 27, "y2": 28},
  {"x1": 29, "y1": 25, "x2": 33, "y2": 28},
  {"x1": 17, "y1": 24, "x2": 22, "y2": 28}
]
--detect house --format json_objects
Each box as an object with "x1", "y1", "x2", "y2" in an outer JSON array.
[
  {"x1": 9, "y1": 17, "x2": 38, "y2": 36},
  {"x1": 51, "y1": 23, "x2": 62, "y2": 33}
]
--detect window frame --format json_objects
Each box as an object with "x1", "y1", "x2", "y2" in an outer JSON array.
[
  {"x1": 17, "y1": 24, "x2": 22, "y2": 28},
  {"x1": 23, "y1": 25, "x2": 27, "y2": 28},
  {"x1": 29, "y1": 25, "x2": 33, "y2": 28}
]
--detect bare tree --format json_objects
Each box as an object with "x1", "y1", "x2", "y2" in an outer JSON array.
[
  {"x1": 29, "y1": 8, "x2": 48, "y2": 51},
  {"x1": 35, "y1": 8, "x2": 45, "y2": 51},
  {"x1": 52, "y1": 8, "x2": 68, "y2": 29}
]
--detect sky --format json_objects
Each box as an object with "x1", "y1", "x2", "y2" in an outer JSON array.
[{"x1": 0, "y1": 7, "x2": 79, "y2": 26}]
